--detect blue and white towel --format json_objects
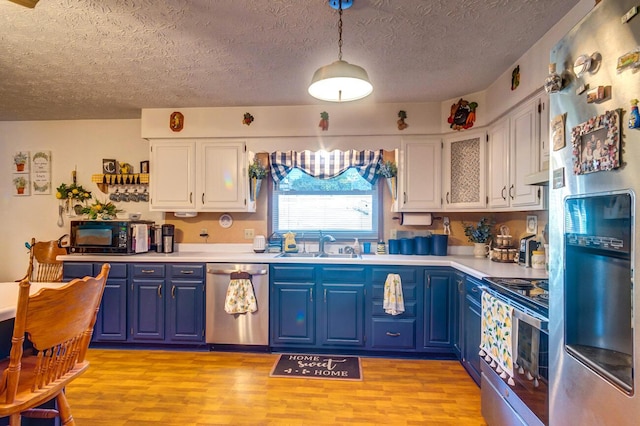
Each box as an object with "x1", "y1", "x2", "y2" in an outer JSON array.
[{"x1": 383, "y1": 273, "x2": 404, "y2": 315}]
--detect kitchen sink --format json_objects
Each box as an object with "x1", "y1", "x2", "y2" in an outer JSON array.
[
  {"x1": 317, "y1": 253, "x2": 361, "y2": 259},
  {"x1": 276, "y1": 252, "x2": 319, "y2": 258}
]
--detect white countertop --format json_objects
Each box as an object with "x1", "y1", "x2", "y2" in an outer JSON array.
[
  {"x1": 0, "y1": 281, "x2": 68, "y2": 322},
  {"x1": 58, "y1": 244, "x2": 548, "y2": 281}
]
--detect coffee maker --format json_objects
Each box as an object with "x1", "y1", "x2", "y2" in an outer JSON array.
[
  {"x1": 518, "y1": 234, "x2": 539, "y2": 267},
  {"x1": 162, "y1": 224, "x2": 175, "y2": 253}
]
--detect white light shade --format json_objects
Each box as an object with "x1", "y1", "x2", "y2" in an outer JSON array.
[{"x1": 308, "y1": 60, "x2": 373, "y2": 102}]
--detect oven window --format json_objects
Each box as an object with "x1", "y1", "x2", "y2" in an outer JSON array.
[{"x1": 75, "y1": 228, "x2": 113, "y2": 246}]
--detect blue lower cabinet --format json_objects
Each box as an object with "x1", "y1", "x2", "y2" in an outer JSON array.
[
  {"x1": 93, "y1": 263, "x2": 128, "y2": 341},
  {"x1": 320, "y1": 283, "x2": 365, "y2": 347},
  {"x1": 423, "y1": 268, "x2": 454, "y2": 351},
  {"x1": 167, "y1": 280, "x2": 205, "y2": 342},
  {"x1": 370, "y1": 318, "x2": 416, "y2": 349},
  {"x1": 271, "y1": 282, "x2": 316, "y2": 345},
  {"x1": 462, "y1": 276, "x2": 483, "y2": 385},
  {"x1": 130, "y1": 278, "x2": 165, "y2": 341}
]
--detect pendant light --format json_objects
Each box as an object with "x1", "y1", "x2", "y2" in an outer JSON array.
[{"x1": 308, "y1": 0, "x2": 373, "y2": 102}]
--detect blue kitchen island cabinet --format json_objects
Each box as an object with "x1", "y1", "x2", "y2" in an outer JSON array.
[
  {"x1": 369, "y1": 266, "x2": 421, "y2": 351},
  {"x1": 270, "y1": 265, "x2": 316, "y2": 346},
  {"x1": 422, "y1": 268, "x2": 455, "y2": 352}
]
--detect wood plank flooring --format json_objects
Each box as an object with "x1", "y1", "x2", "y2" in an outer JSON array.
[{"x1": 65, "y1": 349, "x2": 486, "y2": 425}]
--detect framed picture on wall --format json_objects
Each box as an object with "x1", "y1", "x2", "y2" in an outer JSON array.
[{"x1": 140, "y1": 160, "x2": 149, "y2": 174}]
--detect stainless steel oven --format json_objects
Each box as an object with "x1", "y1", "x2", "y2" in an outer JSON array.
[{"x1": 480, "y1": 279, "x2": 549, "y2": 426}]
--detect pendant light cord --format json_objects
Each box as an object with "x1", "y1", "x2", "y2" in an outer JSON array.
[{"x1": 338, "y1": 1, "x2": 343, "y2": 61}]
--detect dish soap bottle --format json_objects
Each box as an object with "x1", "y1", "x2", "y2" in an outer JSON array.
[{"x1": 353, "y1": 238, "x2": 361, "y2": 255}]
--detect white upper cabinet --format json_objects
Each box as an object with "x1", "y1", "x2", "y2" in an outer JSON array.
[
  {"x1": 488, "y1": 95, "x2": 545, "y2": 210},
  {"x1": 396, "y1": 136, "x2": 442, "y2": 211},
  {"x1": 442, "y1": 129, "x2": 487, "y2": 210},
  {"x1": 149, "y1": 139, "x2": 250, "y2": 212},
  {"x1": 149, "y1": 140, "x2": 196, "y2": 211},
  {"x1": 197, "y1": 141, "x2": 247, "y2": 211}
]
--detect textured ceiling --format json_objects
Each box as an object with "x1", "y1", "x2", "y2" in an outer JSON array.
[{"x1": 0, "y1": 0, "x2": 581, "y2": 121}]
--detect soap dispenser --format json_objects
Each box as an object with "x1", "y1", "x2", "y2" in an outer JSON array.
[{"x1": 353, "y1": 238, "x2": 361, "y2": 255}]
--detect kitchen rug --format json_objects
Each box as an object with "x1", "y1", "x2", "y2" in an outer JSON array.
[{"x1": 270, "y1": 354, "x2": 362, "y2": 381}]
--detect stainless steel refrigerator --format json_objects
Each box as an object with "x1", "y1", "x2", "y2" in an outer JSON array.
[{"x1": 549, "y1": 0, "x2": 640, "y2": 424}]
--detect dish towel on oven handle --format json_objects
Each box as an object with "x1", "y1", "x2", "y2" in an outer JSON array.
[
  {"x1": 224, "y1": 271, "x2": 257, "y2": 314},
  {"x1": 383, "y1": 273, "x2": 404, "y2": 315},
  {"x1": 479, "y1": 291, "x2": 516, "y2": 386}
]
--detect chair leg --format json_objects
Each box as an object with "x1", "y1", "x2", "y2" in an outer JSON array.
[
  {"x1": 56, "y1": 391, "x2": 76, "y2": 426},
  {"x1": 9, "y1": 413, "x2": 21, "y2": 426}
]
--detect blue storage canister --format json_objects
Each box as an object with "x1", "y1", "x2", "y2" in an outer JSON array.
[
  {"x1": 388, "y1": 239, "x2": 400, "y2": 254},
  {"x1": 431, "y1": 234, "x2": 448, "y2": 256},
  {"x1": 400, "y1": 238, "x2": 414, "y2": 255},
  {"x1": 415, "y1": 236, "x2": 431, "y2": 255}
]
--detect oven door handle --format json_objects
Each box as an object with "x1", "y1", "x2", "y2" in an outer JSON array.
[
  {"x1": 513, "y1": 309, "x2": 548, "y2": 331},
  {"x1": 479, "y1": 285, "x2": 548, "y2": 331}
]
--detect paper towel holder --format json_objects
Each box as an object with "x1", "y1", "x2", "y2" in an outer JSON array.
[{"x1": 393, "y1": 213, "x2": 433, "y2": 226}]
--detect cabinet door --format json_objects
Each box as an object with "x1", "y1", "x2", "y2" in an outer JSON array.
[
  {"x1": 443, "y1": 130, "x2": 487, "y2": 209},
  {"x1": 510, "y1": 99, "x2": 541, "y2": 208},
  {"x1": 149, "y1": 140, "x2": 196, "y2": 211},
  {"x1": 398, "y1": 137, "x2": 442, "y2": 211},
  {"x1": 320, "y1": 283, "x2": 365, "y2": 347},
  {"x1": 92, "y1": 263, "x2": 128, "y2": 342},
  {"x1": 167, "y1": 280, "x2": 205, "y2": 342},
  {"x1": 197, "y1": 140, "x2": 247, "y2": 211},
  {"x1": 463, "y1": 277, "x2": 482, "y2": 385},
  {"x1": 130, "y1": 279, "x2": 165, "y2": 341},
  {"x1": 423, "y1": 269, "x2": 453, "y2": 349},
  {"x1": 452, "y1": 272, "x2": 465, "y2": 359},
  {"x1": 487, "y1": 118, "x2": 511, "y2": 209},
  {"x1": 271, "y1": 282, "x2": 315, "y2": 345}
]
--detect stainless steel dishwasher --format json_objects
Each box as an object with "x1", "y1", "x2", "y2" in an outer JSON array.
[{"x1": 205, "y1": 263, "x2": 269, "y2": 348}]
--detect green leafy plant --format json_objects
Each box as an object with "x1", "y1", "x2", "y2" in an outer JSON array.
[
  {"x1": 248, "y1": 158, "x2": 268, "y2": 179},
  {"x1": 55, "y1": 182, "x2": 92, "y2": 200},
  {"x1": 462, "y1": 217, "x2": 493, "y2": 243},
  {"x1": 82, "y1": 198, "x2": 122, "y2": 220},
  {"x1": 377, "y1": 160, "x2": 398, "y2": 178}
]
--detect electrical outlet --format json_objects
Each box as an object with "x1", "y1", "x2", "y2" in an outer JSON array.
[
  {"x1": 390, "y1": 229, "x2": 397, "y2": 239},
  {"x1": 244, "y1": 228, "x2": 255, "y2": 239}
]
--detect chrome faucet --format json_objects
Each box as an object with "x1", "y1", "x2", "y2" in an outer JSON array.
[{"x1": 318, "y1": 234, "x2": 336, "y2": 255}]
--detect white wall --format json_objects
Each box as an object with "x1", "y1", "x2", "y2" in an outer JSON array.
[{"x1": 0, "y1": 119, "x2": 163, "y2": 281}]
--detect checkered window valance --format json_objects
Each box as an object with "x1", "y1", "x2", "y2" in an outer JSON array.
[{"x1": 269, "y1": 149, "x2": 383, "y2": 184}]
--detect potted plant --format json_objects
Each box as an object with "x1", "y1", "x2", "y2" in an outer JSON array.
[
  {"x1": 462, "y1": 217, "x2": 493, "y2": 258},
  {"x1": 13, "y1": 176, "x2": 27, "y2": 194},
  {"x1": 248, "y1": 158, "x2": 268, "y2": 201},
  {"x1": 377, "y1": 160, "x2": 398, "y2": 199},
  {"x1": 13, "y1": 152, "x2": 28, "y2": 172},
  {"x1": 56, "y1": 182, "x2": 92, "y2": 214}
]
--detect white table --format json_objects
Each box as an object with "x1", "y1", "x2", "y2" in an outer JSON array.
[{"x1": 0, "y1": 281, "x2": 67, "y2": 322}]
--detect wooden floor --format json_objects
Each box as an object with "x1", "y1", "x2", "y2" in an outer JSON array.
[{"x1": 64, "y1": 349, "x2": 486, "y2": 426}]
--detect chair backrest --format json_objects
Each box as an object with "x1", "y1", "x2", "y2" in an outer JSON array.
[
  {"x1": 26, "y1": 237, "x2": 68, "y2": 282},
  {"x1": 3, "y1": 263, "x2": 110, "y2": 404}
]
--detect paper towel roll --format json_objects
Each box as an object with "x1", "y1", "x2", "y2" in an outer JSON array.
[{"x1": 400, "y1": 213, "x2": 433, "y2": 226}]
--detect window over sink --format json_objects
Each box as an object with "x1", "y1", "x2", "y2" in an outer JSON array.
[{"x1": 270, "y1": 150, "x2": 383, "y2": 241}]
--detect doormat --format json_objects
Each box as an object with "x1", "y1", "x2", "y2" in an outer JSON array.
[{"x1": 269, "y1": 354, "x2": 362, "y2": 381}]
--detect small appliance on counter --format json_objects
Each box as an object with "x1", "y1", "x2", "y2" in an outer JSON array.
[
  {"x1": 253, "y1": 235, "x2": 266, "y2": 253},
  {"x1": 162, "y1": 224, "x2": 175, "y2": 253},
  {"x1": 152, "y1": 225, "x2": 163, "y2": 253},
  {"x1": 518, "y1": 234, "x2": 539, "y2": 267},
  {"x1": 69, "y1": 219, "x2": 153, "y2": 254}
]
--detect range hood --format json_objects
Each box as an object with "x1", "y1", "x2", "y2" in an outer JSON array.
[{"x1": 524, "y1": 169, "x2": 549, "y2": 186}]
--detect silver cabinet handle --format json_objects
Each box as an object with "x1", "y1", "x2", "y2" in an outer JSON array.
[
  {"x1": 446, "y1": 192, "x2": 450, "y2": 204},
  {"x1": 171, "y1": 285, "x2": 176, "y2": 298},
  {"x1": 501, "y1": 186, "x2": 507, "y2": 200},
  {"x1": 202, "y1": 193, "x2": 205, "y2": 204},
  {"x1": 310, "y1": 288, "x2": 313, "y2": 302},
  {"x1": 179, "y1": 270, "x2": 194, "y2": 274},
  {"x1": 157, "y1": 285, "x2": 162, "y2": 297},
  {"x1": 190, "y1": 192, "x2": 193, "y2": 203},
  {"x1": 509, "y1": 184, "x2": 514, "y2": 200},
  {"x1": 324, "y1": 288, "x2": 327, "y2": 303},
  {"x1": 141, "y1": 269, "x2": 155, "y2": 274},
  {"x1": 386, "y1": 332, "x2": 401, "y2": 337}
]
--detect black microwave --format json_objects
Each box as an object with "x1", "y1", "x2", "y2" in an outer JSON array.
[{"x1": 69, "y1": 220, "x2": 154, "y2": 254}]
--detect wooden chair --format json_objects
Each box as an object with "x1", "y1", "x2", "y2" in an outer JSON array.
[
  {"x1": 0, "y1": 263, "x2": 110, "y2": 425},
  {"x1": 22, "y1": 237, "x2": 68, "y2": 282}
]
